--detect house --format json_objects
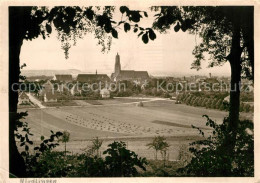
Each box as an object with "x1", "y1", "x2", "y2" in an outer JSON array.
[
  {"x1": 111, "y1": 53, "x2": 150, "y2": 82},
  {"x1": 39, "y1": 80, "x2": 56, "y2": 100},
  {"x1": 100, "y1": 88, "x2": 110, "y2": 98},
  {"x1": 70, "y1": 84, "x2": 82, "y2": 96},
  {"x1": 42, "y1": 80, "x2": 53, "y2": 91},
  {"x1": 53, "y1": 74, "x2": 73, "y2": 82},
  {"x1": 18, "y1": 92, "x2": 30, "y2": 105},
  {"x1": 25, "y1": 75, "x2": 53, "y2": 82},
  {"x1": 44, "y1": 91, "x2": 57, "y2": 102},
  {"x1": 77, "y1": 73, "x2": 110, "y2": 83}
]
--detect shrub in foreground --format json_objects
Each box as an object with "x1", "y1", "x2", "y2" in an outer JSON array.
[{"x1": 179, "y1": 115, "x2": 254, "y2": 177}]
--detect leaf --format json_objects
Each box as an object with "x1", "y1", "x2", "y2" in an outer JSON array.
[
  {"x1": 104, "y1": 25, "x2": 111, "y2": 33},
  {"x1": 40, "y1": 136, "x2": 44, "y2": 141},
  {"x1": 111, "y1": 29, "x2": 118, "y2": 38},
  {"x1": 130, "y1": 11, "x2": 142, "y2": 23},
  {"x1": 20, "y1": 142, "x2": 25, "y2": 146},
  {"x1": 148, "y1": 29, "x2": 156, "y2": 40},
  {"x1": 134, "y1": 28, "x2": 138, "y2": 33},
  {"x1": 142, "y1": 33, "x2": 149, "y2": 44},
  {"x1": 63, "y1": 25, "x2": 70, "y2": 34},
  {"x1": 21, "y1": 151, "x2": 27, "y2": 157},
  {"x1": 34, "y1": 147, "x2": 39, "y2": 150},
  {"x1": 137, "y1": 31, "x2": 144, "y2": 37},
  {"x1": 46, "y1": 23, "x2": 52, "y2": 34},
  {"x1": 124, "y1": 23, "x2": 131, "y2": 32},
  {"x1": 118, "y1": 21, "x2": 125, "y2": 25},
  {"x1": 174, "y1": 22, "x2": 180, "y2": 32},
  {"x1": 181, "y1": 23, "x2": 187, "y2": 32},
  {"x1": 85, "y1": 9, "x2": 94, "y2": 21},
  {"x1": 120, "y1": 6, "x2": 129, "y2": 14},
  {"x1": 43, "y1": 139, "x2": 49, "y2": 144},
  {"x1": 144, "y1": 11, "x2": 148, "y2": 17},
  {"x1": 56, "y1": 131, "x2": 63, "y2": 137},
  {"x1": 25, "y1": 145, "x2": 29, "y2": 151}
]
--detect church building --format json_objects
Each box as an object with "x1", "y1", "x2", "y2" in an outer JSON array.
[{"x1": 111, "y1": 53, "x2": 149, "y2": 82}]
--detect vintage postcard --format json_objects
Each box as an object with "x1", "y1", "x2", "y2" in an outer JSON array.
[{"x1": 0, "y1": 0, "x2": 259, "y2": 182}]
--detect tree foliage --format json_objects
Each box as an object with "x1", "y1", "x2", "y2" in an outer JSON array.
[
  {"x1": 146, "y1": 136, "x2": 170, "y2": 160},
  {"x1": 179, "y1": 115, "x2": 254, "y2": 176},
  {"x1": 151, "y1": 6, "x2": 253, "y2": 80}
]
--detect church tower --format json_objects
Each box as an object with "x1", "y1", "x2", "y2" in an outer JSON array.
[{"x1": 114, "y1": 52, "x2": 121, "y2": 75}]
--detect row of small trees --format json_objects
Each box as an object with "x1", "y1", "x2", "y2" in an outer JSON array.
[
  {"x1": 17, "y1": 123, "x2": 147, "y2": 177},
  {"x1": 177, "y1": 93, "x2": 253, "y2": 113}
]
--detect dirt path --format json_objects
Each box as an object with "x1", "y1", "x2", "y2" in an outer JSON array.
[{"x1": 27, "y1": 92, "x2": 46, "y2": 109}]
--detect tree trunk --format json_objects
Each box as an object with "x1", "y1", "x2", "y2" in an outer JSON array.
[
  {"x1": 228, "y1": 23, "x2": 243, "y2": 137},
  {"x1": 9, "y1": 7, "x2": 26, "y2": 177}
]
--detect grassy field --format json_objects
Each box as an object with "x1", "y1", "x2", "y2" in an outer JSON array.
[{"x1": 17, "y1": 98, "x2": 252, "y2": 161}]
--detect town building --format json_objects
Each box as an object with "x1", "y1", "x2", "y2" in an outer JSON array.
[
  {"x1": 111, "y1": 53, "x2": 149, "y2": 82},
  {"x1": 70, "y1": 84, "x2": 82, "y2": 96},
  {"x1": 40, "y1": 80, "x2": 58, "y2": 102},
  {"x1": 18, "y1": 92, "x2": 30, "y2": 105},
  {"x1": 100, "y1": 88, "x2": 110, "y2": 99},
  {"x1": 44, "y1": 91, "x2": 57, "y2": 102},
  {"x1": 25, "y1": 75, "x2": 53, "y2": 82},
  {"x1": 53, "y1": 74, "x2": 73, "y2": 82},
  {"x1": 77, "y1": 72, "x2": 110, "y2": 83}
]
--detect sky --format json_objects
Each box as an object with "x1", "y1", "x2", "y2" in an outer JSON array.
[{"x1": 20, "y1": 7, "x2": 231, "y2": 77}]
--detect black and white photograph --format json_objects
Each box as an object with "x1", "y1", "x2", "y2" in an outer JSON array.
[{"x1": 0, "y1": 1, "x2": 259, "y2": 182}]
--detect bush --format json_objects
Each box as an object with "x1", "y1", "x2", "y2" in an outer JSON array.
[
  {"x1": 176, "y1": 93, "x2": 182, "y2": 101},
  {"x1": 201, "y1": 98, "x2": 208, "y2": 107},
  {"x1": 210, "y1": 98, "x2": 218, "y2": 109},
  {"x1": 179, "y1": 115, "x2": 254, "y2": 176},
  {"x1": 244, "y1": 104, "x2": 251, "y2": 113},
  {"x1": 185, "y1": 95, "x2": 192, "y2": 105},
  {"x1": 180, "y1": 93, "x2": 187, "y2": 101},
  {"x1": 205, "y1": 98, "x2": 212, "y2": 109},
  {"x1": 240, "y1": 102, "x2": 245, "y2": 112},
  {"x1": 189, "y1": 96, "x2": 196, "y2": 106},
  {"x1": 103, "y1": 141, "x2": 147, "y2": 176},
  {"x1": 183, "y1": 94, "x2": 190, "y2": 103},
  {"x1": 216, "y1": 99, "x2": 222, "y2": 109},
  {"x1": 192, "y1": 97, "x2": 200, "y2": 106},
  {"x1": 250, "y1": 105, "x2": 254, "y2": 113},
  {"x1": 146, "y1": 136, "x2": 170, "y2": 161},
  {"x1": 197, "y1": 97, "x2": 204, "y2": 107}
]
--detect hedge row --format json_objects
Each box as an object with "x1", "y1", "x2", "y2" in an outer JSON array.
[{"x1": 177, "y1": 93, "x2": 253, "y2": 113}]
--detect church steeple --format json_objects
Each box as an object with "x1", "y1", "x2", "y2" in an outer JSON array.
[{"x1": 115, "y1": 53, "x2": 121, "y2": 75}]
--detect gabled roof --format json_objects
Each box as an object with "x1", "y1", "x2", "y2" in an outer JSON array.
[
  {"x1": 55, "y1": 74, "x2": 72, "y2": 82},
  {"x1": 43, "y1": 80, "x2": 53, "y2": 87},
  {"x1": 26, "y1": 75, "x2": 53, "y2": 82},
  {"x1": 42, "y1": 80, "x2": 54, "y2": 91},
  {"x1": 19, "y1": 92, "x2": 29, "y2": 99},
  {"x1": 77, "y1": 74, "x2": 110, "y2": 82},
  {"x1": 117, "y1": 70, "x2": 149, "y2": 80}
]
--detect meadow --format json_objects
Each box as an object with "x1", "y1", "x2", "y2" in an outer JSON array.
[{"x1": 18, "y1": 98, "x2": 252, "y2": 160}]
